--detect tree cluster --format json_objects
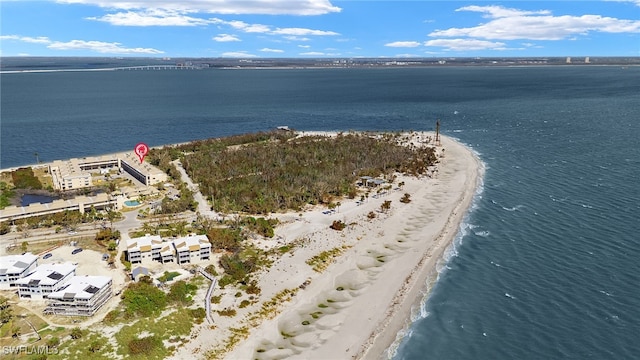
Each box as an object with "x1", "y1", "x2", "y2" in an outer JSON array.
[
  {"x1": 11, "y1": 167, "x2": 43, "y2": 190},
  {"x1": 177, "y1": 132, "x2": 436, "y2": 214}
]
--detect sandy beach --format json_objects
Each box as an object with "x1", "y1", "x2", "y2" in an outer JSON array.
[{"x1": 167, "y1": 132, "x2": 482, "y2": 360}]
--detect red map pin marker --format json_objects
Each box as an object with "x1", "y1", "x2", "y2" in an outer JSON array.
[{"x1": 134, "y1": 142, "x2": 149, "y2": 163}]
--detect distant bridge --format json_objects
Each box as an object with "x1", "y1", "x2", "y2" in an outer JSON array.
[{"x1": 114, "y1": 65, "x2": 200, "y2": 71}]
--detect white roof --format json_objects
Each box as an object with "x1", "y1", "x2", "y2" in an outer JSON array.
[
  {"x1": 126, "y1": 234, "x2": 163, "y2": 251},
  {"x1": 48, "y1": 275, "x2": 111, "y2": 300},
  {"x1": 172, "y1": 234, "x2": 210, "y2": 251},
  {"x1": 0, "y1": 253, "x2": 38, "y2": 275},
  {"x1": 14, "y1": 263, "x2": 76, "y2": 286}
]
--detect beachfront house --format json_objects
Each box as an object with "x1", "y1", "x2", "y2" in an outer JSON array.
[
  {"x1": 172, "y1": 234, "x2": 211, "y2": 265},
  {"x1": 125, "y1": 234, "x2": 170, "y2": 264},
  {"x1": 0, "y1": 253, "x2": 38, "y2": 290},
  {"x1": 45, "y1": 275, "x2": 113, "y2": 316},
  {"x1": 15, "y1": 263, "x2": 77, "y2": 300}
]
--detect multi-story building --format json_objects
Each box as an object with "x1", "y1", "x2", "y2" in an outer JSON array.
[
  {"x1": 0, "y1": 253, "x2": 38, "y2": 290},
  {"x1": 172, "y1": 234, "x2": 211, "y2": 265},
  {"x1": 125, "y1": 234, "x2": 174, "y2": 264},
  {"x1": 45, "y1": 276, "x2": 113, "y2": 316},
  {"x1": 15, "y1": 263, "x2": 77, "y2": 300},
  {"x1": 49, "y1": 152, "x2": 167, "y2": 191}
]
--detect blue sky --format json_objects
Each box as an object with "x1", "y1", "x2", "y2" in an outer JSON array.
[{"x1": 1, "y1": 0, "x2": 639, "y2": 57}]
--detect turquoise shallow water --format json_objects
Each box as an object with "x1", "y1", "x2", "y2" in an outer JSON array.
[{"x1": 2, "y1": 65, "x2": 640, "y2": 358}]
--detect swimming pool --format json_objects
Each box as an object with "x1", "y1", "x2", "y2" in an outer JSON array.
[{"x1": 124, "y1": 200, "x2": 141, "y2": 207}]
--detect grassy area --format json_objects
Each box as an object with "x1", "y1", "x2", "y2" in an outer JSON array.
[
  {"x1": 306, "y1": 245, "x2": 352, "y2": 273},
  {"x1": 113, "y1": 308, "x2": 194, "y2": 359}
]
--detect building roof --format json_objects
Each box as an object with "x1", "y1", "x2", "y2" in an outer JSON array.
[
  {"x1": 0, "y1": 253, "x2": 38, "y2": 275},
  {"x1": 14, "y1": 263, "x2": 77, "y2": 287},
  {"x1": 126, "y1": 234, "x2": 163, "y2": 251},
  {"x1": 131, "y1": 267, "x2": 149, "y2": 278},
  {"x1": 47, "y1": 275, "x2": 111, "y2": 301},
  {"x1": 172, "y1": 234, "x2": 210, "y2": 252}
]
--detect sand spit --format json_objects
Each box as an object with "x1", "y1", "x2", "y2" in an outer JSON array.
[{"x1": 170, "y1": 132, "x2": 482, "y2": 360}]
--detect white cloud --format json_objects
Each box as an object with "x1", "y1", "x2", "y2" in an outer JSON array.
[
  {"x1": 299, "y1": 51, "x2": 325, "y2": 56},
  {"x1": 298, "y1": 44, "x2": 311, "y2": 48},
  {"x1": 1, "y1": 34, "x2": 162, "y2": 54},
  {"x1": 283, "y1": 36, "x2": 311, "y2": 41},
  {"x1": 213, "y1": 34, "x2": 240, "y2": 42},
  {"x1": 385, "y1": 41, "x2": 421, "y2": 48},
  {"x1": 430, "y1": 5, "x2": 640, "y2": 40},
  {"x1": 271, "y1": 27, "x2": 338, "y2": 36},
  {"x1": 0, "y1": 35, "x2": 52, "y2": 44},
  {"x1": 260, "y1": 48, "x2": 284, "y2": 53},
  {"x1": 211, "y1": 18, "x2": 338, "y2": 37},
  {"x1": 56, "y1": 0, "x2": 341, "y2": 15},
  {"x1": 393, "y1": 54, "x2": 420, "y2": 58},
  {"x1": 424, "y1": 39, "x2": 507, "y2": 51},
  {"x1": 47, "y1": 40, "x2": 164, "y2": 54},
  {"x1": 87, "y1": 9, "x2": 212, "y2": 26},
  {"x1": 608, "y1": 0, "x2": 640, "y2": 6},
  {"x1": 221, "y1": 51, "x2": 256, "y2": 57}
]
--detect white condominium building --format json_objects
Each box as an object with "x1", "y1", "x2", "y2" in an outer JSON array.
[
  {"x1": 173, "y1": 234, "x2": 211, "y2": 265},
  {"x1": 15, "y1": 263, "x2": 77, "y2": 300},
  {"x1": 126, "y1": 234, "x2": 211, "y2": 265},
  {"x1": 45, "y1": 276, "x2": 113, "y2": 316},
  {"x1": 125, "y1": 234, "x2": 174, "y2": 264},
  {"x1": 0, "y1": 253, "x2": 38, "y2": 290}
]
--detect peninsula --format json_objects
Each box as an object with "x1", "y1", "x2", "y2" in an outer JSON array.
[{"x1": 0, "y1": 130, "x2": 482, "y2": 360}]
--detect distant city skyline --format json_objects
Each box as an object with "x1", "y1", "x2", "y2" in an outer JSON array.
[{"x1": 1, "y1": 1, "x2": 639, "y2": 58}]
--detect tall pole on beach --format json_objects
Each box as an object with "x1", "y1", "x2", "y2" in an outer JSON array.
[{"x1": 435, "y1": 119, "x2": 441, "y2": 146}]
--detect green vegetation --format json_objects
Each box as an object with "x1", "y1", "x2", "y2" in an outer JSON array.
[
  {"x1": 167, "y1": 280, "x2": 197, "y2": 305},
  {"x1": 70, "y1": 327, "x2": 84, "y2": 339},
  {"x1": 190, "y1": 307, "x2": 206, "y2": 324},
  {"x1": 217, "y1": 308, "x2": 237, "y2": 317},
  {"x1": 241, "y1": 217, "x2": 277, "y2": 238},
  {"x1": 114, "y1": 308, "x2": 194, "y2": 358},
  {"x1": 128, "y1": 335, "x2": 163, "y2": 356},
  {"x1": 306, "y1": 246, "x2": 351, "y2": 273},
  {"x1": 0, "y1": 181, "x2": 14, "y2": 209},
  {"x1": 95, "y1": 228, "x2": 121, "y2": 242},
  {"x1": 204, "y1": 264, "x2": 218, "y2": 276},
  {"x1": 150, "y1": 131, "x2": 436, "y2": 214},
  {"x1": 7, "y1": 208, "x2": 122, "y2": 232},
  {"x1": 121, "y1": 280, "x2": 167, "y2": 318},
  {"x1": 48, "y1": 332, "x2": 113, "y2": 359},
  {"x1": 156, "y1": 185, "x2": 197, "y2": 214},
  {"x1": 158, "y1": 271, "x2": 181, "y2": 283},
  {"x1": 0, "y1": 296, "x2": 12, "y2": 325},
  {"x1": 11, "y1": 167, "x2": 43, "y2": 189},
  {"x1": 207, "y1": 227, "x2": 243, "y2": 253}
]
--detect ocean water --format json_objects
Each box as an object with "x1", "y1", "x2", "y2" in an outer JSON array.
[{"x1": 2, "y1": 65, "x2": 640, "y2": 359}]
